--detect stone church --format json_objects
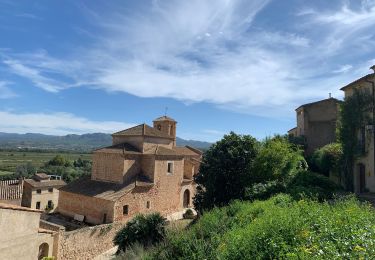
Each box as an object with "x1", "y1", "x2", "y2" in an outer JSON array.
[{"x1": 58, "y1": 116, "x2": 202, "y2": 224}]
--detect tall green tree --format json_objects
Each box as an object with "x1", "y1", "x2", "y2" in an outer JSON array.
[{"x1": 194, "y1": 132, "x2": 259, "y2": 212}]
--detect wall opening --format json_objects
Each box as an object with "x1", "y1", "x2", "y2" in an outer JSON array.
[
  {"x1": 167, "y1": 162, "x2": 174, "y2": 174},
  {"x1": 38, "y1": 243, "x2": 49, "y2": 260},
  {"x1": 123, "y1": 205, "x2": 129, "y2": 215},
  {"x1": 183, "y1": 189, "x2": 190, "y2": 208}
]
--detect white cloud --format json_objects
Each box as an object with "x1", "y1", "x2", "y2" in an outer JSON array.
[
  {"x1": 2, "y1": 0, "x2": 375, "y2": 118},
  {"x1": 0, "y1": 111, "x2": 135, "y2": 135}
]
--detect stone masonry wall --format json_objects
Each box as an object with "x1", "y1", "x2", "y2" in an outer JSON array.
[{"x1": 57, "y1": 222, "x2": 123, "y2": 260}]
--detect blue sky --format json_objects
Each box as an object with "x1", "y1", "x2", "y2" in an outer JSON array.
[{"x1": 1, "y1": 0, "x2": 375, "y2": 142}]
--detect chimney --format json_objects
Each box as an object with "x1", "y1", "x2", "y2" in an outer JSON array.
[
  {"x1": 329, "y1": 93, "x2": 332, "y2": 98},
  {"x1": 371, "y1": 65, "x2": 375, "y2": 74}
]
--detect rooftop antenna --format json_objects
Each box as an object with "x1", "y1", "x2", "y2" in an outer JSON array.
[{"x1": 164, "y1": 106, "x2": 168, "y2": 116}]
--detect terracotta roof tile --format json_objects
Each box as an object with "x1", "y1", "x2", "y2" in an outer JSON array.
[
  {"x1": 153, "y1": 116, "x2": 176, "y2": 122},
  {"x1": 24, "y1": 179, "x2": 66, "y2": 188},
  {"x1": 112, "y1": 124, "x2": 173, "y2": 139},
  {"x1": 94, "y1": 143, "x2": 141, "y2": 154},
  {"x1": 172, "y1": 146, "x2": 202, "y2": 156},
  {"x1": 0, "y1": 202, "x2": 42, "y2": 213},
  {"x1": 295, "y1": 98, "x2": 341, "y2": 111},
  {"x1": 60, "y1": 175, "x2": 152, "y2": 201}
]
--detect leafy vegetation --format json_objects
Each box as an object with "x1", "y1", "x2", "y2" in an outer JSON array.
[
  {"x1": 338, "y1": 89, "x2": 373, "y2": 190},
  {"x1": 311, "y1": 143, "x2": 343, "y2": 177},
  {"x1": 114, "y1": 213, "x2": 167, "y2": 254},
  {"x1": 193, "y1": 132, "x2": 259, "y2": 212},
  {"x1": 0, "y1": 151, "x2": 92, "y2": 182},
  {"x1": 148, "y1": 195, "x2": 375, "y2": 259}
]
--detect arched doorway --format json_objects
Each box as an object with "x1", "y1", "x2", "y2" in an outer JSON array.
[
  {"x1": 183, "y1": 189, "x2": 190, "y2": 208},
  {"x1": 38, "y1": 243, "x2": 49, "y2": 260}
]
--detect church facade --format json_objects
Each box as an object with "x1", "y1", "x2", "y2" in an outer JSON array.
[{"x1": 58, "y1": 116, "x2": 202, "y2": 224}]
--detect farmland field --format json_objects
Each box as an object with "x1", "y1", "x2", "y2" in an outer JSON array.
[{"x1": 0, "y1": 150, "x2": 92, "y2": 174}]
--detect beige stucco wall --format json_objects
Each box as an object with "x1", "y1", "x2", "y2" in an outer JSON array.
[
  {"x1": 0, "y1": 208, "x2": 54, "y2": 260},
  {"x1": 21, "y1": 183, "x2": 60, "y2": 212}
]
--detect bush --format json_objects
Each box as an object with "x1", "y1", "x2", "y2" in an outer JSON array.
[
  {"x1": 245, "y1": 181, "x2": 285, "y2": 201},
  {"x1": 252, "y1": 137, "x2": 307, "y2": 183},
  {"x1": 149, "y1": 195, "x2": 375, "y2": 259},
  {"x1": 114, "y1": 213, "x2": 166, "y2": 253},
  {"x1": 311, "y1": 143, "x2": 343, "y2": 176},
  {"x1": 286, "y1": 171, "x2": 342, "y2": 201}
]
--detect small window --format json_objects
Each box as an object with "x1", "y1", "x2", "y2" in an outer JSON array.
[
  {"x1": 36, "y1": 201, "x2": 41, "y2": 209},
  {"x1": 146, "y1": 201, "x2": 150, "y2": 209},
  {"x1": 123, "y1": 205, "x2": 129, "y2": 215},
  {"x1": 157, "y1": 124, "x2": 161, "y2": 130},
  {"x1": 48, "y1": 188, "x2": 53, "y2": 192},
  {"x1": 36, "y1": 189, "x2": 41, "y2": 194},
  {"x1": 47, "y1": 200, "x2": 53, "y2": 208},
  {"x1": 167, "y1": 162, "x2": 174, "y2": 174}
]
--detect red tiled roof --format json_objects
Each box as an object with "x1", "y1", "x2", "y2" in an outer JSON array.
[
  {"x1": 112, "y1": 124, "x2": 173, "y2": 139},
  {"x1": 153, "y1": 116, "x2": 176, "y2": 122},
  {"x1": 24, "y1": 179, "x2": 66, "y2": 188},
  {"x1": 0, "y1": 202, "x2": 42, "y2": 213}
]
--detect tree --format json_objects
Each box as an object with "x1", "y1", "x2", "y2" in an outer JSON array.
[
  {"x1": 194, "y1": 132, "x2": 259, "y2": 212},
  {"x1": 46, "y1": 155, "x2": 71, "y2": 167},
  {"x1": 15, "y1": 162, "x2": 36, "y2": 178},
  {"x1": 252, "y1": 137, "x2": 307, "y2": 183}
]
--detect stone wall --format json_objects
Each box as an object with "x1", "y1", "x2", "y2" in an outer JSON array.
[
  {"x1": 57, "y1": 222, "x2": 123, "y2": 260},
  {"x1": 58, "y1": 191, "x2": 115, "y2": 224}
]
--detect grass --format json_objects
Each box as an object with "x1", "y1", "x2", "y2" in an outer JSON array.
[
  {"x1": 148, "y1": 195, "x2": 375, "y2": 259},
  {"x1": 0, "y1": 150, "x2": 91, "y2": 173}
]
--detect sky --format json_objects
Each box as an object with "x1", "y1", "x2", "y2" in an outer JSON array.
[{"x1": 1, "y1": 0, "x2": 375, "y2": 142}]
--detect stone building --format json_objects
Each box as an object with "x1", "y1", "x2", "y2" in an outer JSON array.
[
  {"x1": 340, "y1": 66, "x2": 375, "y2": 193},
  {"x1": 0, "y1": 203, "x2": 56, "y2": 259},
  {"x1": 289, "y1": 97, "x2": 341, "y2": 156},
  {"x1": 58, "y1": 116, "x2": 202, "y2": 224},
  {"x1": 22, "y1": 173, "x2": 66, "y2": 212}
]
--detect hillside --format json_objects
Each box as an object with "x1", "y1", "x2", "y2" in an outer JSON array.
[{"x1": 0, "y1": 132, "x2": 212, "y2": 152}]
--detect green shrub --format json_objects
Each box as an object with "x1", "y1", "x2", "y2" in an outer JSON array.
[
  {"x1": 311, "y1": 143, "x2": 343, "y2": 176},
  {"x1": 286, "y1": 171, "x2": 341, "y2": 201},
  {"x1": 114, "y1": 213, "x2": 166, "y2": 254},
  {"x1": 253, "y1": 137, "x2": 307, "y2": 183},
  {"x1": 245, "y1": 180, "x2": 285, "y2": 201},
  {"x1": 149, "y1": 195, "x2": 375, "y2": 259}
]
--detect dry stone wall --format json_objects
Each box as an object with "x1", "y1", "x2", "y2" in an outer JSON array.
[{"x1": 57, "y1": 222, "x2": 123, "y2": 260}]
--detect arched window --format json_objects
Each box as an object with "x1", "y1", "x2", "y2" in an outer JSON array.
[
  {"x1": 38, "y1": 243, "x2": 49, "y2": 260},
  {"x1": 183, "y1": 189, "x2": 190, "y2": 208}
]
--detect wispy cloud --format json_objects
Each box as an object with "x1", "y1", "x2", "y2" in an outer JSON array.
[
  {"x1": 0, "y1": 111, "x2": 135, "y2": 135},
  {"x1": 2, "y1": 0, "x2": 375, "y2": 118}
]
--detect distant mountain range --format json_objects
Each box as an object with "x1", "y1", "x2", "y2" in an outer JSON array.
[{"x1": 0, "y1": 132, "x2": 212, "y2": 152}]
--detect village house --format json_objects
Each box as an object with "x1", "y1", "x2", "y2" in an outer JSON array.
[
  {"x1": 340, "y1": 66, "x2": 375, "y2": 193},
  {"x1": 21, "y1": 173, "x2": 66, "y2": 212},
  {"x1": 0, "y1": 203, "x2": 57, "y2": 260},
  {"x1": 58, "y1": 116, "x2": 202, "y2": 224},
  {"x1": 288, "y1": 97, "x2": 341, "y2": 156}
]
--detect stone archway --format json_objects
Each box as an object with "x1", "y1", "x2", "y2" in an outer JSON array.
[
  {"x1": 183, "y1": 189, "x2": 190, "y2": 208},
  {"x1": 38, "y1": 243, "x2": 49, "y2": 260}
]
